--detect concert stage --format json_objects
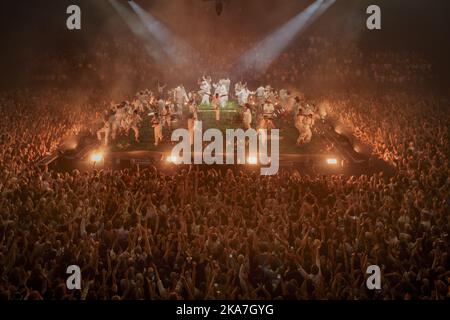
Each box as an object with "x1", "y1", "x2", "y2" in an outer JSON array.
[{"x1": 42, "y1": 111, "x2": 394, "y2": 176}]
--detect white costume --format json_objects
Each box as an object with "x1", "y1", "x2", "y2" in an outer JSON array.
[
  {"x1": 157, "y1": 99, "x2": 166, "y2": 114},
  {"x1": 223, "y1": 78, "x2": 231, "y2": 92},
  {"x1": 175, "y1": 86, "x2": 189, "y2": 110},
  {"x1": 297, "y1": 115, "x2": 314, "y2": 145},
  {"x1": 129, "y1": 112, "x2": 142, "y2": 142},
  {"x1": 265, "y1": 86, "x2": 274, "y2": 102},
  {"x1": 256, "y1": 86, "x2": 266, "y2": 105},
  {"x1": 236, "y1": 86, "x2": 251, "y2": 107},
  {"x1": 115, "y1": 104, "x2": 124, "y2": 121},
  {"x1": 151, "y1": 117, "x2": 163, "y2": 146},
  {"x1": 157, "y1": 82, "x2": 166, "y2": 97},
  {"x1": 214, "y1": 80, "x2": 228, "y2": 108},
  {"x1": 222, "y1": 78, "x2": 231, "y2": 102},
  {"x1": 235, "y1": 82, "x2": 242, "y2": 98},
  {"x1": 295, "y1": 114, "x2": 305, "y2": 145},
  {"x1": 200, "y1": 79, "x2": 211, "y2": 105},
  {"x1": 318, "y1": 101, "x2": 328, "y2": 121}
]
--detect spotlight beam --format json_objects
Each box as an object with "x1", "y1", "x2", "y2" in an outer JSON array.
[
  {"x1": 128, "y1": 1, "x2": 196, "y2": 66},
  {"x1": 237, "y1": 0, "x2": 336, "y2": 74},
  {"x1": 108, "y1": 0, "x2": 166, "y2": 63}
]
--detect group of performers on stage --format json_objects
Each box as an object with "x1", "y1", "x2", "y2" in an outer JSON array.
[{"x1": 95, "y1": 76, "x2": 328, "y2": 148}]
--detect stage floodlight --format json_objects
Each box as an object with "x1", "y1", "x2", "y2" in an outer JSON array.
[
  {"x1": 90, "y1": 151, "x2": 104, "y2": 163},
  {"x1": 326, "y1": 158, "x2": 338, "y2": 165},
  {"x1": 166, "y1": 155, "x2": 179, "y2": 163}
]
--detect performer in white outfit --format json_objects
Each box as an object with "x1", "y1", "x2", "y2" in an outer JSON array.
[
  {"x1": 295, "y1": 112, "x2": 305, "y2": 146},
  {"x1": 218, "y1": 82, "x2": 228, "y2": 108},
  {"x1": 318, "y1": 100, "x2": 328, "y2": 122},
  {"x1": 255, "y1": 86, "x2": 266, "y2": 106},
  {"x1": 213, "y1": 82, "x2": 220, "y2": 97},
  {"x1": 157, "y1": 98, "x2": 166, "y2": 114},
  {"x1": 97, "y1": 116, "x2": 111, "y2": 146},
  {"x1": 151, "y1": 115, "x2": 163, "y2": 146},
  {"x1": 223, "y1": 78, "x2": 231, "y2": 103},
  {"x1": 265, "y1": 85, "x2": 274, "y2": 102},
  {"x1": 236, "y1": 85, "x2": 252, "y2": 107},
  {"x1": 114, "y1": 103, "x2": 125, "y2": 130},
  {"x1": 157, "y1": 81, "x2": 167, "y2": 98},
  {"x1": 175, "y1": 85, "x2": 189, "y2": 113},
  {"x1": 199, "y1": 77, "x2": 212, "y2": 105},
  {"x1": 297, "y1": 114, "x2": 314, "y2": 145},
  {"x1": 235, "y1": 81, "x2": 242, "y2": 99},
  {"x1": 303, "y1": 114, "x2": 314, "y2": 144},
  {"x1": 129, "y1": 110, "x2": 142, "y2": 143},
  {"x1": 223, "y1": 78, "x2": 231, "y2": 93}
]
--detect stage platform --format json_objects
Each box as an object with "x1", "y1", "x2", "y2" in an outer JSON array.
[{"x1": 45, "y1": 111, "x2": 394, "y2": 176}]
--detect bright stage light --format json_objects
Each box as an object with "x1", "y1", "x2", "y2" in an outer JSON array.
[
  {"x1": 166, "y1": 155, "x2": 178, "y2": 163},
  {"x1": 326, "y1": 158, "x2": 338, "y2": 165},
  {"x1": 90, "y1": 152, "x2": 104, "y2": 163},
  {"x1": 247, "y1": 156, "x2": 258, "y2": 165},
  {"x1": 237, "y1": 0, "x2": 336, "y2": 74}
]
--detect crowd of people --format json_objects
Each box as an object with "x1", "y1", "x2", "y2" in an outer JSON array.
[
  {"x1": 1, "y1": 90, "x2": 448, "y2": 300},
  {"x1": 1, "y1": 32, "x2": 449, "y2": 300}
]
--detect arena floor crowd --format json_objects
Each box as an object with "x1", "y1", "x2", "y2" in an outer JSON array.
[{"x1": 0, "y1": 33, "x2": 449, "y2": 300}]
